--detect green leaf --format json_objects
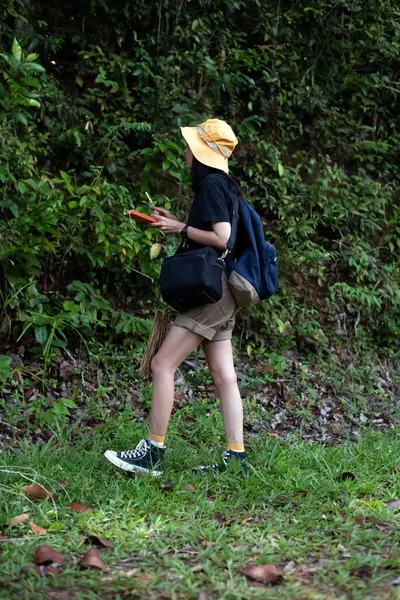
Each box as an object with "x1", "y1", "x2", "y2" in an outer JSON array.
[
  {"x1": 12, "y1": 39, "x2": 22, "y2": 62},
  {"x1": 0, "y1": 355, "x2": 12, "y2": 379},
  {"x1": 276, "y1": 319, "x2": 286, "y2": 334},
  {"x1": 17, "y1": 181, "x2": 26, "y2": 194},
  {"x1": 62, "y1": 398, "x2": 77, "y2": 408},
  {"x1": 25, "y1": 98, "x2": 41, "y2": 107},
  {"x1": 26, "y1": 53, "x2": 39, "y2": 62},
  {"x1": 25, "y1": 62, "x2": 45, "y2": 73},
  {"x1": 277, "y1": 163, "x2": 284, "y2": 177},
  {"x1": 13, "y1": 113, "x2": 28, "y2": 125},
  {"x1": 35, "y1": 325, "x2": 48, "y2": 345},
  {"x1": 75, "y1": 75, "x2": 83, "y2": 87}
]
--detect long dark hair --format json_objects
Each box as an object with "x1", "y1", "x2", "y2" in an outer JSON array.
[
  {"x1": 191, "y1": 156, "x2": 226, "y2": 191},
  {"x1": 191, "y1": 155, "x2": 242, "y2": 199}
]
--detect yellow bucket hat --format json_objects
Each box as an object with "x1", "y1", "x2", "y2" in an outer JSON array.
[{"x1": 181, "y1": 118, "x2": 238, "y2": 174}]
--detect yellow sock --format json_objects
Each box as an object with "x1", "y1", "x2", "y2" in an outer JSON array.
[
  {"x1": 227, "y1": 443, "x2": 245, "y2": 453},
  {"x1": 149, "y1": 432, "x2": 166, "y2": 448}
]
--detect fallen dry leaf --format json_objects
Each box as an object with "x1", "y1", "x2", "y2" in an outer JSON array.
[
  {"x1": 213, "y1": 512, "x2": 224, "y2": 526},
  {"x1": 240, "y1": 564, "x2": 284, "y2": 585},
  {"x1": 58, "y1": 479, "x2": 70, "y2": 487},
  {"x1": 185, "y1": 484, "x2": 196, "y2": 492},
  {"x1": 385, "y1": 499, "x2": 400, "y2": 511},
  {"x1": 69, "y1": 502, "x2": 89, "y2": 513},
  {"x1": 354, "y1": 516, "x2": 368, "y2": 524},
  {"x1": 79, "y1": 548, "x2": 106, "y2": 571},
  {"x1": 22, "y1": 485, "x2": 52, "y2": 500},
  {"x1": 29, "y1": 523, "x2": 47, "y2": 535},
  {"x1": 33, "y1": 565, "x2": 60, "y2": 577},
  {"x1": 294, "y1": 489, "x2": 309, "y2": 497},
  {"x1": 349, "y1": 565, "x2": 372, "y2": 579},
  {"x1": 161, "y1": 478, "x2": 173, "y2": 493},
  {"x1": 87, "y1": 535, "x2": 112, "y2": 548},
  {"x1": 0, "y1": 535, "x2": 11, "y2": 542},
  {"x1": 191, "y1": 564, "x2": 204, "y2": 573},
  {"x1": 59, "y1": 360, "x2": 74, "y2": 378},
  {"x1": 8, "y1": 513, "x2": 32, "y2": 526},
  {"x1": 34, "y1": 545, "x2": 63, "y2": 565}
]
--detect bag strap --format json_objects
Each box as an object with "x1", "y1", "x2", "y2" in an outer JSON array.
[{"x1": 226, "y1": 192, "x2": 239, "y2": 253}]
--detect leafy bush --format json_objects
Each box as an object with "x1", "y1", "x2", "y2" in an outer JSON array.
[{"x1": 1, "y1": 0, "x2": 400, "y2": 374}]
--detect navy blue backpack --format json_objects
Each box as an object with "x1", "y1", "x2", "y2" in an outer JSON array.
[{"x1": 227, "y1": 191, "x2": 278, "y2": 307}]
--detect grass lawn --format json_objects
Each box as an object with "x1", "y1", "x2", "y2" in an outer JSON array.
[{"x1": 1, "y1": 404, "x2": 399, "y2": 600}]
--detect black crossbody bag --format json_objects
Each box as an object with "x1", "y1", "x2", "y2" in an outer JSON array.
[{"x1": 160, "y1": 192, "x2": 239, "y2": 313}]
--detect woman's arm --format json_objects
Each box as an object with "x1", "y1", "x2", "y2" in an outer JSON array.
[{"x1": 151, "y1": 216, "x2": 231, "y2": 250}]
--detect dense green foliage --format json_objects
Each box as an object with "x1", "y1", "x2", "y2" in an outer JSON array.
[{"x1": 1, "y1": 0, "x2": 400, "y2": 369}]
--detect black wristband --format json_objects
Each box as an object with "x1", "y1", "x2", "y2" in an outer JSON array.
[{"x1": 181, "y1": 224, "x2": 189, "y2": 239}]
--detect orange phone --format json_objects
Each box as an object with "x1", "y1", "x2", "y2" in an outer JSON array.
[{"x1": 124, "y1": 209, "x2": 158, "y2": 225}]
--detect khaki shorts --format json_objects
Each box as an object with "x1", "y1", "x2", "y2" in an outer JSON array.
[{"x1": 174, "y1": 273, "x2": 236, "y2": 342}]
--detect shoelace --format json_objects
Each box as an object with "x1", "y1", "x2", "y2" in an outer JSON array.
[{"x1": 119, "y1": 439, "x2": 149, "y2": 460}]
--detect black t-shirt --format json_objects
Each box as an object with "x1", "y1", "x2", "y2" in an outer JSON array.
[{"x1": 185, "y1": 174, "x2": 233, "y2": 251}]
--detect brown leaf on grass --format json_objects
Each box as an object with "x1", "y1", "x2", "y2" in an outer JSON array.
[
  {"x1": 338, "y1": 471, "x2": 356, "y2": 482},
  {"x1": 87, "y1": 535, "x2": 112, "y2": 548},
  {"x1": 292, "y1": 272, "x2": 304, "y2": 286},
  {"x1": 240, "y1": 564, "x2": 284, "y2": 585},
  {"x1": 8, "y1": 513, "x2": 32, "y2": 526},
  {"x1": 185, "y1": 484, "x2": 196, "y2": 492},
  {"x1": 294, "y1": 489, "x2": 309, "y2": 497},
  {"x1": 79, "y1": 548, "x2": 106, "y2": 571},
  {"x1": 69, "y1": 502, "x2": 89, "y2": 513},
  {"x1": 0, "y1": 535, "x2": 11, "y2": 542},
  {"x1": 349, "y1": 565, "x2": 372, "y2": 580},
  {"x1": 58, "y1": 479, "x2": 70, "y2": 487},
  {"x1": 213, "y1": 512, "x2": 224, "y2": 526},
  {"x1": 205, "y1": 493, "x2": 215, "y2": 503},
  {"x1": 191, "y1": 564, "x2": 204, "y2": 573},
  {"x1": 385, "y1": 499, "x2": 400, "y2": 511},
  {"x1": 29, "y1": 523, "x2": 47, "y2": 535},
  {"x1": 34, "y1": 545, "x2": 63, "y2": 565},
  {"x1": 354, "y1": 516, "x2": 369, "y2": 524},
  {"x1": 22, "y1": 485, "x2": 52, "y2": 500},
  {"x1": 33, "y1": 565, "x2": 60, "y2": 577},
  {"x1": 161, "y1": 478, "x2": 173, "y2": 493},
  {"x1": 59, "y1": 360, "x2": 74, "y2": 378},
  {"x1": 29, "y1": 522, "x2": 47, "y2": 535}
]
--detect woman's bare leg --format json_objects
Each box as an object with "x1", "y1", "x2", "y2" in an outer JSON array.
[
  {"x1": 203, "y1": 340, "x2": 244, "y2": 448},
  {"x1": 149, "y1": 326, "x2": 203, "y2": 437}
]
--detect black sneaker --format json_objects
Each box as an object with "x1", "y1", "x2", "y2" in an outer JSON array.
[
  {"x1": 104, "y1": 438, "x2": 165, "y2": 476},
  {"x1": 195, "y1": 450, "x2": 248, "y2": 475}
]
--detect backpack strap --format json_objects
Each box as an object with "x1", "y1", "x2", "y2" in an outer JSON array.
[
  {"x1": 219, "y1": 191, "x2": 239, "y2": 263},
  {"x1": 227, "y1": 192, "x2": 239, "y2": 252}
]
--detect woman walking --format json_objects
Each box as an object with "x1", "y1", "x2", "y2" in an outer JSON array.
[{"x1": 104, "y1": 119, "x2": 247, "y2": 476}]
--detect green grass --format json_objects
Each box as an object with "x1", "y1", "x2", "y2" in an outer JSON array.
[{"x1": 1, "y1": 414, "x2": 399, "y2": 600}]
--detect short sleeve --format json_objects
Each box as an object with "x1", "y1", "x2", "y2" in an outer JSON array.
[{"x1": 196, "y1": 176, "x2": 231, "y2": 223}]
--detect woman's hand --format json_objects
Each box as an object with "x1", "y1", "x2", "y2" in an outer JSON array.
[
  {"x1": 151, "y1": 215, "x2": 185, "y2": 234},
  {"x1": 152, "y1": 207, "x2": 175, "y2": 220}
]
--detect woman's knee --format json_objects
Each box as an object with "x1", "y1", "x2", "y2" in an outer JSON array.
[
  {"x1": 210, "y1": 366, "x2": 237, "y2": 389},
  {"x1": 151, "y1": 352, "x2": 176, "y2": 377}
]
